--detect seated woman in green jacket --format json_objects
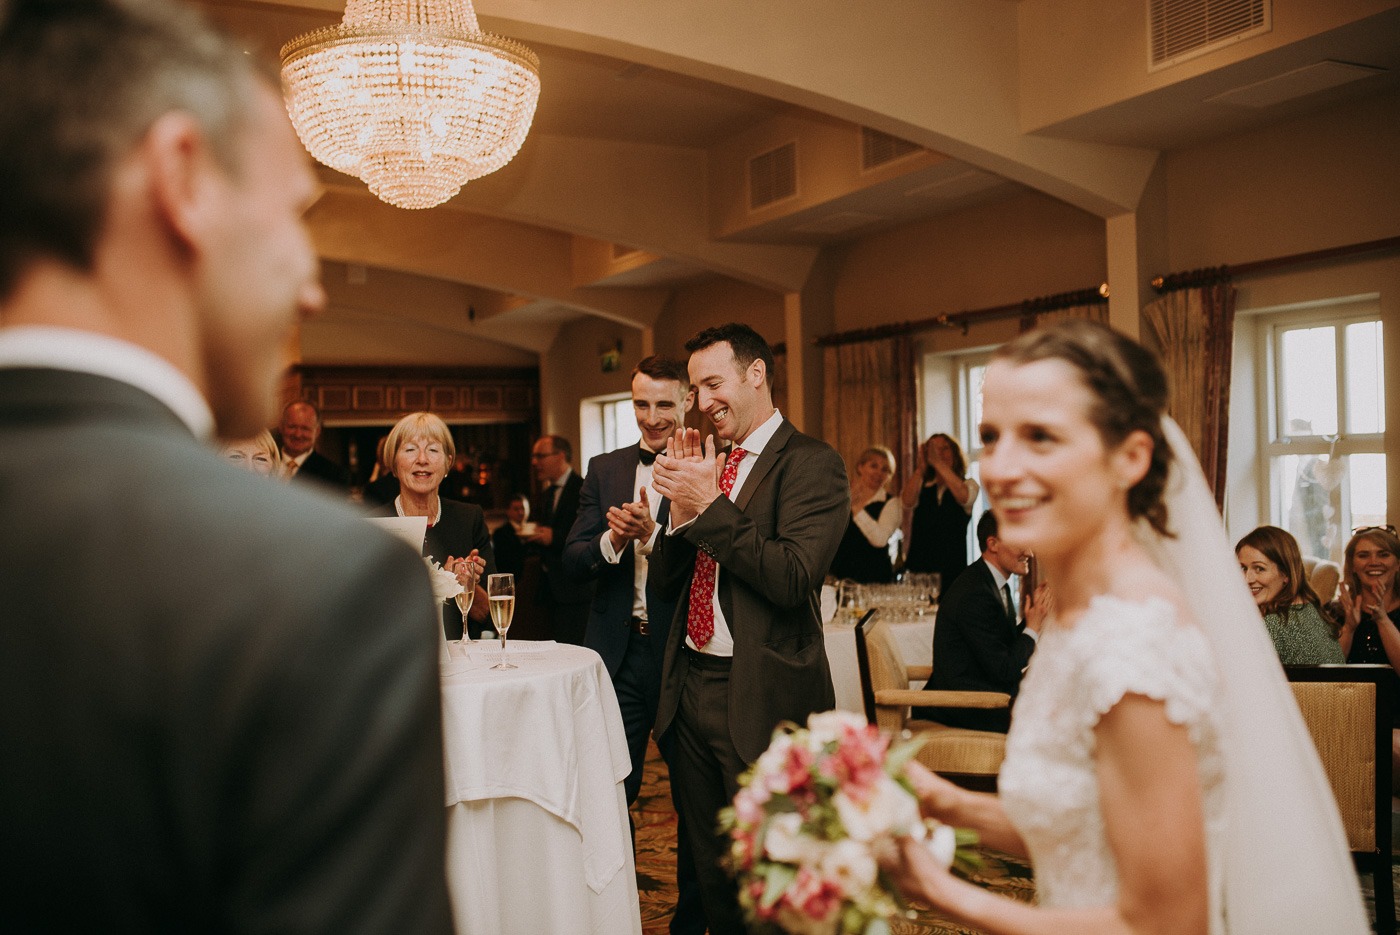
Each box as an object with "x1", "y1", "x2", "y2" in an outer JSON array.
[{"x1": 1236, "y1": 525, "x2": 1343, "y2": 664}]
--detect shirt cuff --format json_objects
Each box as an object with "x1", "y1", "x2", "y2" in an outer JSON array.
[{"x1": 599, "y1": 530, "x2": 624, "y2": 564}]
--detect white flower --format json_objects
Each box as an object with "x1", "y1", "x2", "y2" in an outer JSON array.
[
  {"x1": 832, "y1": 775, "x2": 919, "y2": 843},
  {"x1": 806, "y1": 709, "x2": 867, "y2": 746},
  {"x1": 909, "y1": 819, "x2": 956, "y2": 869},
  {"x1": 818, "y1": 839, "x2": 878, "y2": 897},
  {"x1": 763, "y1": 812, "x2": 824, "y2": 864},
  {"x1": 425, "y1": 558, "x2": 464, "y2": 603}
]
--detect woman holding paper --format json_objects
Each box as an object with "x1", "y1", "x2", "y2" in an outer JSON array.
[{"x1": 371, "y1": 412, "x2": 493, "y2": 639}]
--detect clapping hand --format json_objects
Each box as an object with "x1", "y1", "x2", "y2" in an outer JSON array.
[
  {"x1": 1023, "y1": 582, "x2": 1053, "y2": 636},
  {"x1": 607, "y1": 487, "x2": 656, "y2": 550},
  {"x1": 446, "y1": 550, "x2": 485, "y2": 590},
  {"x1": 651, "y1": 427, "x2": 724, "y2": 526}
]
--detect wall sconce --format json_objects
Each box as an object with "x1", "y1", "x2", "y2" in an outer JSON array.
[{"x1": 600, "y1": 339, "x2": 622, "y2": 373}]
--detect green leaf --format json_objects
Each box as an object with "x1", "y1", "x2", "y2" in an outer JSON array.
[
  {"x1": 884, "y1": 736, "x2": 927, "y2": 774},
  {"x1": 760, "y1": 863, "x2": 797, "y2": 910}
]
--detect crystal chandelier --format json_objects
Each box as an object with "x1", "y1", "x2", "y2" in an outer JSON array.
[{"x1": 281, "y1": 0, "x2": 540, "y2": 210}]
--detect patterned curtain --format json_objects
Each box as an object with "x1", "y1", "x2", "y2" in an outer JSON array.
[
  {"x1": 821, "y1": 335, "x2": 917, "y2": 487},
  {"x1": 1141, "y1": 282, "x2": 1237, "y2": 509}
]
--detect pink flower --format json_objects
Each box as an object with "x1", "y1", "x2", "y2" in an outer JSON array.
[{"x1": 785, "y1": 867, "x2": 843, "y2": 922}]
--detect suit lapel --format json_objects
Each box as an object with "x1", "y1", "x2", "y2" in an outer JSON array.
[{"x1": 733, "y1": 418, "x2": 793, "y2": 512}]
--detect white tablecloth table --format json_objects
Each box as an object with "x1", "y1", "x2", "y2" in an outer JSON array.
[
  {"x1": 822, "y1": 613, "x2": 935, "y2": 713},
  {"x1": 439, "y1": 640, "x2": 641, "y2": 935}
]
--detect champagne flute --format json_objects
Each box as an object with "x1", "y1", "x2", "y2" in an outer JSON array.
[
  {"x1": 456, "y1": 580, "x2": 474, "y2": 652},
  {"x1": 487, "y1": 573, "x2": 517, "y2": 670}
]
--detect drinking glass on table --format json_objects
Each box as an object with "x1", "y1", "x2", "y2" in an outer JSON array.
[
  {"x1": 456, "y1": 585, "x2": 474, "y2": 651},
  {"x1": 487, "y1": 573, "x2": 517, "y2": 670}
]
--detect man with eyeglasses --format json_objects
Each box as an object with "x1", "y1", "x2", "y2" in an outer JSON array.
[{"x1": 528, "y1": 434, "x2": 592, "y2": 643}]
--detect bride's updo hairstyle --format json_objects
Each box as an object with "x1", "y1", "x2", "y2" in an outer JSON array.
[{"x1": 993, "y1": 318, "x2": 1174, "y2": 537}]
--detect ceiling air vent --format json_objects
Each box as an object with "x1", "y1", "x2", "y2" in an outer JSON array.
[
  {"x1": 860, "y1": 127, "x2": 922, "y2": 171},
  {"x1": 748, "y1": 142, "x2": 797, "y2": 210},
  {"x1": 1149, "y1": 0, "x2": 1269, "y2": 71}
]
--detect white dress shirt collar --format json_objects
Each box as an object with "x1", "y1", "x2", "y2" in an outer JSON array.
[{"x1": 0, "y1": 326, "x2": 214, "y2": 439}]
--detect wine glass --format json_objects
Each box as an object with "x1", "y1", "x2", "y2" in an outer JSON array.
[
  {"x1": 487, "y1": 573, "x2": 517, "y2": 670},
  {"x1": 456, "y1": 581, "x2": 474, "y2": 652}
]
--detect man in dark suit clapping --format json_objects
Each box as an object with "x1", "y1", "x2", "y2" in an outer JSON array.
[
  {"x1": 563, "y1": 355, "x2": 706, "y2": 935},
  {"x1": 651, "y1": 324, "x2": 849, "y2": 934},
  {"x1": 0, "y1": 4, "x2": 451, "y2": 931},
  {"x1": 917, "y1": 510, "x2": 1048, "y2": 731}
]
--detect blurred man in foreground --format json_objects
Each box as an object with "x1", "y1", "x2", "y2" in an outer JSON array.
[{"x1": 0, "y1": 2, "x2": 453, "y2": 932}]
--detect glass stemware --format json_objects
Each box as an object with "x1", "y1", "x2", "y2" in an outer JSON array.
[
  {"x1": 487, "y1": 573, "x2": 517, "y2": 670},
  {"x1": 457, "y1": 583, "x2": 474, "y2": 651}
]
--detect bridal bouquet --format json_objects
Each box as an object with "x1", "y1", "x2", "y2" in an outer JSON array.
[{"x1": 719, "y1": 710, "x2": 977, "y2": 935}]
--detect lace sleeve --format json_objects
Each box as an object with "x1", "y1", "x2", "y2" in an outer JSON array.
[{"x1": 1072, "y1": 596, "x2": 1219, "y2": 742}]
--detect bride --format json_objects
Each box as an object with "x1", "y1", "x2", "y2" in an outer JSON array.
[{"x1": 882, "y1": 319, "x2": 1365, "y2": 934}]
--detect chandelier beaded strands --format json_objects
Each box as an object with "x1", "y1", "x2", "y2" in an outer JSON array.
[{"x1": 280, "y1": 0, "x2": 540, "y2": 210}]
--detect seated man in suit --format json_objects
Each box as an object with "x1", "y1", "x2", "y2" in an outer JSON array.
[{"x1": 917, "y1": 510, "x2": 1047, "y2": 731}]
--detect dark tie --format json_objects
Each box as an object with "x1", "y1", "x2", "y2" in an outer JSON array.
[
  {"x1": 638, "y1": 446, "x2": 657, "y2": 466},
  {"x1": 686, "y1": 447, "x2": 747, "y2": 649},
  {"x1": 1002, "y1": 583, "x2": 1016, "y2": 623}
]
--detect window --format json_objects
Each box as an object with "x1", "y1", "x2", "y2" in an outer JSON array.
[
  {"x1": 1260, "y1": 305, "x2": 1386, "y2": 563},
  {"x1": 579, "y1": 393, "x2": 639, "y2": 466}
]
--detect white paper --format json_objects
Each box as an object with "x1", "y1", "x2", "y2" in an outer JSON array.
[{"x1": 367, "y1": 515, "x2": 428, "y2": 549}]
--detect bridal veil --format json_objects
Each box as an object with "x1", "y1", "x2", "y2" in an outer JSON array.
[{"x1": 1142, "y1": 417, "x2": 1368, "y2": 934}]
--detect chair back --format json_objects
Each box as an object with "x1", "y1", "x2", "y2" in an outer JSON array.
[
  {"x1": 1286, "y1": 664, "x2": 1393, "y2": 935},
  {"x1": 855, "y1": 610, "x2": 911, "y2": 732}
]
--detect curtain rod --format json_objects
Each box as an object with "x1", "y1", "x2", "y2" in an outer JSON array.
[
  {"x1": 1152, "y1": 235, "x2": 1400, "y2": 293},
  {"x1": 812, "y1": 284, "x2": 1109, "y2": 348}
]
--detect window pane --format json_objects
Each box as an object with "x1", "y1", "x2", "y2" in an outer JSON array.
[
  {"x1": 1348, "y1": 452, "x2": 1388, "y2": 532},
  {"x1": 1345, "y1": 320, "x2": 1385, "y2": 434},
  {"x1": 1279, "y1": 326, "x2": 1337, "y2": 437},
  {"x1": 612, "y1": 399, "x2": 640, "y2": 449},
  {"x1": 1272, "y1": 453, "x2": 1339, "y2": 561}
]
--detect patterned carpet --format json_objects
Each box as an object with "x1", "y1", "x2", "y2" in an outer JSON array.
[{"x1": 631, "y1": 739, "x2": 1398, "y2": 933}]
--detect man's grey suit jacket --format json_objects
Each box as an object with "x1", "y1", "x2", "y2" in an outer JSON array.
[
  {"x1": 0, "y1": 368, "x2": 452, "y2": 934},
  {"x1": 651, "y1": 418, "x2": 849, "y2": 763}
]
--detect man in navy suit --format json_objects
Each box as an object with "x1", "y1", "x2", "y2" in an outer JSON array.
[
  {"x1": 917, "y1": 510, "x2": 1046, "y2": 731},
  {"x1": 564, "y1": 355, "x2": 706, "y2": 935}
]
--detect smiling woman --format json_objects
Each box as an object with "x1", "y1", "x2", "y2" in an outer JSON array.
[{"x1": 369, "y1": 411, "x2": 495, "y2": 639}]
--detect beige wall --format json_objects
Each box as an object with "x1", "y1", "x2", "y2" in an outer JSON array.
[
  {"x1": 831, "y1": 190, "x2": 1107, "y2": 332},
  {"x1": 538, "y1": 317, "x2": 644, "y2": 454},
  {"x1": 1163, "y1": 89, "x2": 1400, "y2": 269},
  {"x1": 653, "y1": 277, "x2": 788, "y2": 356}
]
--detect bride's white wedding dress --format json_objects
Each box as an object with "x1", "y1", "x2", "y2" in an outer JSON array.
[
  {"x1": 999, "y1": 596, "x2": 1228, "y2": 933},
  {"x1": 981, "y1": 417, "x2": 1367, "y2": 934}
]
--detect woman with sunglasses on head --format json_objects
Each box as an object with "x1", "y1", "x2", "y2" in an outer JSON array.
[
  {"x1": 1236, "y1": 525, "x2": 1342, "y2": 664},
  {"x1": 1332, "y1": 525, "x2": 1400, "y2": 792},
  {"x1": 1335, "y1": 525, "x2": 1400, "y2": 666}
]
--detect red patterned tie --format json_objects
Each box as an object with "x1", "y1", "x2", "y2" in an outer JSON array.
[{"x1": 687, "y1": 447, "x2": 748, "y2": 649}]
